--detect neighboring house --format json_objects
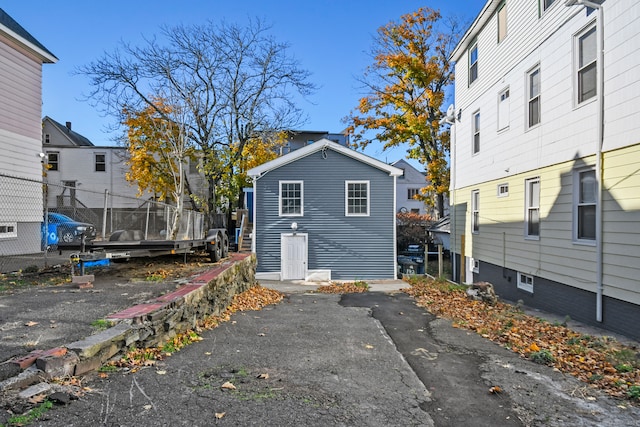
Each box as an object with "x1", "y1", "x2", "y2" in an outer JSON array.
[
  {"x1": 247, "y1": 139, "x2": 403, "y2": 281},
  {"x1": 0, "y1": 9, "x2": 57, "y2": 255},
  {"x1": 42, "y1": 116, "x2": 207, "y2": 227},
  {"x1": 449, "y1": 0, "x2": 640, "y2": 339},
  {"x1": 279, "y1": 130, "x2": 349, "y2": 155}
]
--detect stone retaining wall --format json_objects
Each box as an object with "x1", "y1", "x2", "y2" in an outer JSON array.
[{"x1": 3, "y1": 253, "x2": 256, "y2": 388}]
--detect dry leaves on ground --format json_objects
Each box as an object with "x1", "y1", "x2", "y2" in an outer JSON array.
[
  {"x1": 315, "y1": 281, "x2": 369, "y2": 294},
  {"x1": 108, "y1": 285, "x2": 284, "y2": 371},
  {"x1": 403, "y1": 276, "x2": 640, "y2": 403}
]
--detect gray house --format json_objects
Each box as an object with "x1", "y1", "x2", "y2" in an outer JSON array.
[{"x1": 247, "y1": 139, "x2": 403, "y2": 281}]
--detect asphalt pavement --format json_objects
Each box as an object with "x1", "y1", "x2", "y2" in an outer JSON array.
[{"x1": 1, "y1": 262, "x2": 640, "y2": 426}]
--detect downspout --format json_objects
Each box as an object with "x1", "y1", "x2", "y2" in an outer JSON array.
[{"x1": 565, "y1": 0, "x2": 604, "y2": 322}]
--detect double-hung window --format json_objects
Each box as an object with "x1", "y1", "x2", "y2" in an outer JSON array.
[
  {"x1": 279, "y1": 181, "x2": 303, "y2": 216},
  {"x1": 576, "y1": 25, "x2": 597, "y2": 104},
  {"x1": 525, "y1": 178, "x2": 540, "y2": 239},
  {"x1": 95, "y1": 153, "x2": 106, "y2": 172},
  {"x1": 471, "y1": 190, "x2": 480, "y2": 233},
  {"x1": 472, "y1": 111, "x2": 480, "y2": 154},
  {"x1": 408, "y1": 188, "x2": 420, "y2": 200},
  {"x1": 47, "y1": 152, "x2": 59, "y2": 171},
  {"x1": 346, "y1": 181, "x2": 369, "y2": 216},
  {"x1": 574, "y1": 169, "x2": 596, "y2": 241},
  {"x1": 527, "y1": 66, "x2": 541, "y2": 128},
  {"x1": 469, "y1": 42, "x2": 478, "y2": 85}
]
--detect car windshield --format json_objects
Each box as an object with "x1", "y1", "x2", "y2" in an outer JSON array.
[{"x1": 48, "y1": 213, "x2": 75, "y2": 223}]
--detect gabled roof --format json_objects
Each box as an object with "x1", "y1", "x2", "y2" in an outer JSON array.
[
  {"x1": 450, "y1": 0, "x2": 500, "y2": 61},
  {"x1": 0, "y1": 8, "x2": 57, "y2": 63},
  {"x1": 44, "y1": 116, "x2": 94, "y2": 146},
  {"x1": 248, "y1": 139, "x2": 404, "y2": 178}
]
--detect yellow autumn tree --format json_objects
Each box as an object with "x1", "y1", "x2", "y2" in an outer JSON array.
[
  {"x1": 123, "y1": 97, "x2": 197, "y2": 239},
  {"x1": 345, "y1": 8, "x2": 462, "y2": 217}
]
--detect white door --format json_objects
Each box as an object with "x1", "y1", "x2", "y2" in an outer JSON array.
[{"x1": 281, "y1": 233, "x2": 307, "y2": 280}]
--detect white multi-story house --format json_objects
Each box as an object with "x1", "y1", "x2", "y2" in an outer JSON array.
[
  {"x1": 449, "y1": 0, "x2": 639, "y2": 340},
  {"x1": 0, "y1": 9, "x2": 57, "y2": 255}
]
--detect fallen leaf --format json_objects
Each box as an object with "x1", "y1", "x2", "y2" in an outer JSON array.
[
  {"x1": 365, "y1": 344, "x2": 374, "y2": 349},
  {"x1": 257, "y1": 333, "x2": 266, "y2": 337},
  {"x1": 156, "y1": 370, "x2": 167, "y2": 375},
  {"x1": 215, "y1": 412, "x2": 226, "y2": 419},
  {"x1": 489, "y1": 386, "x2": 503, "y2": 394},
  {"x1": 24, "y1": 321, "x2": 38, "y2": 327},
  {"x1": 98, "y1": 372, "x2": 109, "y2": 379},
  {"x1": 28, "y1": 394, "x2": 46, "y2": 404},
  {"x1": 257, "y1": 373, "x2": 269, "y2": 379},
  {"x1": 221, "y1": 381, "x2": 236, "y2": 390},
  {"x1": 144, "y1": 404, "x2": 153, "y2": 410}
]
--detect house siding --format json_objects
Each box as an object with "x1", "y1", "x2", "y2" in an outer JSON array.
[
  {"x1": 474, "y1": 260, "x2": 640, "y2": 341},
  {"x1": 254, "y1": 147, "x2": 396, "y2": 280}
]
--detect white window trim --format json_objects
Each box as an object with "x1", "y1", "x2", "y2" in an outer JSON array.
[
  {"x1": 472, "y1": 110, "x2": 480, "y2": 154},
  {"x1": 517, "y1": 272, "x2": 534, "y2": 293},
  {"x1": 0, "y1": 222, "x2": 17, "y2": 239},
  {"x1": 470, "y1": 257, "x2": 479, "y2": 274},
  {"x1": 47, "y1": 151, "x2": 59, "y2": 171},
  {"x1": 573, "y1": 168, "x2": 597, "y2": 245},
  {"x1": 574, "y1": 22, "x2": 597, "y2": 107},
  {"x1": 345, "y1": 180, "x2": 370, "y2": 217},
  {"x1": 471, "y1": 189, "x2": 480, "y2": 233},
  {"x1": 526, "y1": 65, "x2": 541, "y2": 130},
  {"x1": 497, "y1": 87, "x2": 510, "y2": 131},
  {"x1": 525, "y1": 177, "x2": 540, "y2": 240},
  {"x1": 468, "y1": 42, "x2": 478, "y2": 86},
  {"x1": 279, "y1": 180, "x2": 304, "y2": 217},
  {"x1": 497, "y1": 183, "x2": 509, "y2": 198},
  {"x1": 539, "y1": 0, "x2": 557, "y2": 17}
]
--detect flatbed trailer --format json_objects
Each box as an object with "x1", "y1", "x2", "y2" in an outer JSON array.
[{"x1": 81, "y1": 228, "x2": 229, "y2": 263}]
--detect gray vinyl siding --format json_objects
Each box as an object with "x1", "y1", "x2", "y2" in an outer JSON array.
[{"x1": 255, "y1": 148, "x2": 395, "y2": 280}]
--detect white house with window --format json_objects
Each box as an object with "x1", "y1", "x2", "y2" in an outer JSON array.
[{"x1": 448, "y1": 0, "x2": 640, "y2": 340}]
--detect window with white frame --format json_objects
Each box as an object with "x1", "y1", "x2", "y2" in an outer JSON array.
[
  {"x1": 469, "y1": 42, "x2": 478, "y2": 85},
  {"x1": 279, "y1": 181, "x2": 303, "y2": 216},
  {"x1": 95, "y1": 153, "x2": 106, "y2": 172},
  {"x1": 497, "y1": 3, "x2": 507, "y2": 43},
  {"x1": 346, "y1": 181, "x2": 369, "y2": 216},
  {"x1": 470, "y1": 257, "x2": 479, "y2": 274},
  {"x1": 47, "y1": 152, "x2": 59, "y2": 171},
  {"x1": 497, "y1": 183, "x2": 509, "y2": 198},
  {"x1": 498, "y1": 87, "x2": 510, "y2": 131},
  {"x1": 408, "y1": 188, "x2": 420, "y2": 200},
  {"x1": 540, "y1": 0, "x2": 556, "y2": 14},
  {"x1": 574, "y1": 169, "x2": 596, "y2": 241},
  {"x1": 471, "y1": 190, "x2": 480, "y2": 233},
  {"x1": 525, "y1": 178, "x2": 540, "y2": 238},
  {"x1": 527, "y1": 66, "x2": 541, "y2": 128},
  {"x1": 517, "y1": 272, "x2": 534, "y2": 293},
  {"x1": 472, "y1": 111, "x2": 480, "y2": 154},
  {"x1": 0, "y1": 223, "x2": 17, "y2": 239},
  {"x1": 44, "y1": 134, "x2": 50, "y2": 144},
  {"x1": 576, "y1": 25, "x2": 597, "y2": 104}
]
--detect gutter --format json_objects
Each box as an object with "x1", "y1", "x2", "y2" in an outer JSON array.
[{"x1": 565, "y1": 0, "x2": 604, "y2": 322}]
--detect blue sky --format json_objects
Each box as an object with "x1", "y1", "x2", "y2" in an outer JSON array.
[{"x1": 5, "y1": 1, "x2": 486, "y2": 167}]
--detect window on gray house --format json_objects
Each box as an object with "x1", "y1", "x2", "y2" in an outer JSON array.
[
  {"x1": 408, "y1": 188, "x2": 420, "y2": 199},
  {"x1": 280, "y1": 181, "x2": 303, "y2": 216},
  {"x1": 346, "y1": 181, "x2": 369, "y2": 216}
]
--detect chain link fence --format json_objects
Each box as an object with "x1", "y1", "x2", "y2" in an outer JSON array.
[{"x1": 0, "y1": 173, "x2": 206, "y2": 274}]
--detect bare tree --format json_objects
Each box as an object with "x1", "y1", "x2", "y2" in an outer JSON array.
[{"x1": 78, "y1": 18, "x2": 316, "y2": 225}]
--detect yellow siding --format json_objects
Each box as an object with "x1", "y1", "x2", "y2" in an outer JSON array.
[{"x1": 453, "y1": 144, "x2": 640, "y2": 303}]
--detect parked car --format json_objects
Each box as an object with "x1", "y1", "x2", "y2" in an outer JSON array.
[{"x1": 44, "y1": 213, "x2": 97, "y2": 247}]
